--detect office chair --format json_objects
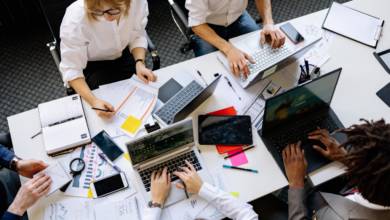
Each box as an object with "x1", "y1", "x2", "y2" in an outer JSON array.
[
  {"x1": 167, "y1": 0, "x2": 262, "y2": 53},
  {"x1": 39, "y1": 0, "x2": 160, "y2": 96},
  {"x1": 0, "y1": 133, "x2": 12, "y2": 150}
]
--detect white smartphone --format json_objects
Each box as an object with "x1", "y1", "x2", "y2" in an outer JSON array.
[{"x1": 90, "y1": 172, "x2": 129, "y2": 198}]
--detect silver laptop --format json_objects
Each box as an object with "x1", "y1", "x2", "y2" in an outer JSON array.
[
  {"x1": 125, "y1": 117, "x2": 213, "y2": 206},
  {"x1": 217, "y1": 34, "x2": 322, "y2": 89}
]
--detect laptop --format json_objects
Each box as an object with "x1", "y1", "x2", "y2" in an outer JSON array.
[
  {"x1": 153, "y1": 69, "x2": 222, "y2": 127},
  {"x1": 125, "y1": 117, "x2": 214, "y2": 206},
  {"x1": 259, "y1": 68, "x2": 347, "y2": 175},
  {"x1": 217, "y1": 34, "x2": 322, "y2": 89}
]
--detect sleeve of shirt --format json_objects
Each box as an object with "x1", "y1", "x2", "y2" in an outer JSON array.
[
  {"x1": 59, "y1": 22, "x2": 89, "y2": 84},
  {"x1": 0, "y1": 144, "x2": 15, "y2": 169},
  {"x1": 1, "y1": 211, "x2": 22, "y2": 220},
  {"x1": 129, "y1": 0, "x2": 148, "y2": 52},
  {"x1": 185, "y1": 0, "x2": 209, "y2": 27},
  {"x1": 142, "y1": 207, "x2": 162, "y2": 220},
  {"x1": 198, "y1": 182, "x2": 258, "y2": 220},
  {"x1": 288, "y1": 188, "x2": 310, "y2": 220}
]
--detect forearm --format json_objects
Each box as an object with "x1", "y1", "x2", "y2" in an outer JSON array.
[
  {"x1": 68, "y1": 78, "x2": 97, "y2": 105},
  {"x1": 288, "y1": 188, "x2": 310, "y2": 220},
  {"x1": 0, "y1": 144, "x2": 16, "y2": 169},
  {"x1": 255, "y1": 0, "x2": 274, "y2": 25},
  {"x1": 191, "y1": 24, "x2": 234, "y2": 54}
]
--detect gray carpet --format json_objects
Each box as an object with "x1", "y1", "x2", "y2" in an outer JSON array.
[{"x1": 0, "y1": 0, "x2": 350, "y2": 133}]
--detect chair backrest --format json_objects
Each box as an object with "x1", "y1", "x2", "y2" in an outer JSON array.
[{"x1": 39, "y1": 0, "x2": 76, "y2": 44}]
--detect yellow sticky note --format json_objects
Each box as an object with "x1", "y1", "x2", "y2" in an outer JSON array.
[
  {"x1": 87, "y1": 180, "x2": 94, "y2": 198},
  {"x1": 124, "y1": 153, "x2": 131, "y2": 162},
  {"x1": 121, "y1": 115, "x2": 142, "y2": 134},
  {"x1": 229, "y1": 192, "x2": 239, "y2": 198}
]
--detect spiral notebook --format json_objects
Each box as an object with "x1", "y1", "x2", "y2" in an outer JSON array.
[
  {"x1": 33, "y1": 160, "x2": 73, "y2": 197},
  {"x1": 94, "y1": 197, "x2": 141, "y2": 220}
]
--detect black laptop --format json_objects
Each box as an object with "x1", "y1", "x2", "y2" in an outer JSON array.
[{"x1": 259, "y1": 68, "x2": 347, "y2": 175}]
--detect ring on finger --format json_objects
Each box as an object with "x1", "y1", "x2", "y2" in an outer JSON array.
[{"x1": 156, "y1": 175, "x2": 160, "y2": 178}]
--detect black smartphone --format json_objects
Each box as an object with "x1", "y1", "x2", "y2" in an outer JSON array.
[
  {"x1": 92, "y1": 130, "x2": 124, "y2": 161},
  {"x1": 280, "y1": 22, "x2": 304, "y2": 44},
  {"x1": 198, "y1": 115, "x2": 253, "y2": 145},
  {"x1": 90, "y1": 172, "x2": 129, "y2": 198}
]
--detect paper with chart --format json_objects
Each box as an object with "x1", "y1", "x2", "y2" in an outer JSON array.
[
  {"x1": 44, "y1": 199, "x2": 94, "y2": 220},
  {"x1": 298, "y1": 18, "x2": 336, "y2": 53},
  {"x1": 95, "y1": 197, "x2": 141, "y2": 220},
  {"x1": 33, "y1": 160, "x2": 72, "y2": 197},
  {"x1": 166, "y1": 194, "x2": 210, "y2": 220}
]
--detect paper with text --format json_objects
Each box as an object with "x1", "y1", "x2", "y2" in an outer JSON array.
[
  {"x1": 166, "y1": 194, "x2": 209, "y2": 220},
  {"x1": 34, "y1": 160, "x2": 72, "y2": 196},
  {"x1": 44, "y1": 199, "x2": 94, "y2": 220}
]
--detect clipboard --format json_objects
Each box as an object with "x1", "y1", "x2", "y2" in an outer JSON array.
[{"x1": 322, "y1": 2, "x2": 384, "y2": 48}]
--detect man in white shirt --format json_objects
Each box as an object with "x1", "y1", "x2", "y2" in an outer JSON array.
[
  {"x1": 186, "y1": 0, "x2": 285, "y2": 79},
  {"x1": 283, "y1": 120, "x2": 390, "y2": 219}
]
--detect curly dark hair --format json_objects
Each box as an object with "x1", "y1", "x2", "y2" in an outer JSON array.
[{"x1": 336, "y1": 119, "x2": 390, "y2": 206}]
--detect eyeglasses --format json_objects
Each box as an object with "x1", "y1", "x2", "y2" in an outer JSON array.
[{"x1": 90, "y1": 9, "x2": 121, "y2": 16}]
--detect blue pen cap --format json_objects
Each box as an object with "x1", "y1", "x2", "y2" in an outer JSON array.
[{"x1": 223, "y1": 165, "x2": 232, "y2": 168}]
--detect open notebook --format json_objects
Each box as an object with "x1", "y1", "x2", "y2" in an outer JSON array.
[{"x1": 38, "y1": 94, "x2": 91, "y2": 155}]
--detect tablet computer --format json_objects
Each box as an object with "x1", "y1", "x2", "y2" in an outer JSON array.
[
  {"x1": 198, "y1": 115, "x2": 253, "y2": 145},
  {"x1": 373, "y1": 47, "x2": 390, "y2": 74}
]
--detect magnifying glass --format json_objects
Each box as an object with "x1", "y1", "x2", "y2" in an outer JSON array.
[{"x1": 59, "y1": 158, "x2": 86, "y2": 192}]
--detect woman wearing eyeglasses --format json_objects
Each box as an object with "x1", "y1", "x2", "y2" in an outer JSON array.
[{"x1": 59, "y1": 0, "x2": 156, "y2": 119}]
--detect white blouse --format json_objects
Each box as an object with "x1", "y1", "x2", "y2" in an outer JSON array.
[{"x1": 59, "y1": 0, "x2": 148, "y2": 84}]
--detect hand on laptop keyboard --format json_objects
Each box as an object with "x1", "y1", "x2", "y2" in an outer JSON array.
[
  {"x1": 151, "y1": 167, "x2": 171, "y2": 204},
  {"x1": 173, "y1": 160, "x2": 204, "y2": 194},
  {"x1": 282, "y1": 141, "x2": 307, "y2": 188},
  {"x1": 225, "y1": 46, "x2": 255, "y2": 79}
]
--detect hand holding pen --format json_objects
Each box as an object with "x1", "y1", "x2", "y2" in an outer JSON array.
[{"x1": 173, "y1": 160, "x2": 204, "y2": 195}]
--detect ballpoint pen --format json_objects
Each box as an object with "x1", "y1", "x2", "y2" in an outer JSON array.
[
  {"x1": 92, "y1": 108, "x2": 113, "y2": 112},
  {"x1": 300, "y1": 65, "x2": 307, "y2": 77},
  {"x1": 304, "y1": 59, "x2": 310, "y2": 77},
  {"x1": 98, "y1": 153, "x2": 122, "y2": 173},
  {"x1": 224, "y1": 145, "x2": 255, "y2": 159},
  {"x1": 223, "y1": 165, "x2": 258, "y2": 173},
  {"x1": 224, "y1": 76, "x2": 241, "y2": 100},
  {"x1": 197, "y1": 70, "x2": 208, "y2": 86},
  {"x1": 176, "y1": 165, "x2": 189, "y2": 199},
  {"x1": 48, "y1": 115, "x2": 83, "y2": 127}
]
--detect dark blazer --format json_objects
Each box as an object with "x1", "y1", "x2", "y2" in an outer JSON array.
[{"x1": 288, "y1": 188, "x2": 390, "y2": 220}]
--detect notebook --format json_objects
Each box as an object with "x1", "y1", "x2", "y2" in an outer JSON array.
[
  {"x1": 33, "y1": 160, "x2": 73, "y2": 197},
  {"x1": 38, "y1": 94, "x2": 91, "y2": 155},
  {"x1": 322, "y1": 2, "x2": 384, "y2": 48},
  {"x1": 94, "y1": 197, "x2": 141, "y2": 220}
]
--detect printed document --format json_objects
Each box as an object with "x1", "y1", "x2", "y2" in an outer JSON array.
[{"x1": 44, "y1": 199, "x2": 94, "y2": 220}]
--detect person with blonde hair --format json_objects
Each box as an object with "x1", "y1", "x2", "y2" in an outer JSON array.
[{"x1": 60, "y1": 0, "x2": 156, "y2": 119}]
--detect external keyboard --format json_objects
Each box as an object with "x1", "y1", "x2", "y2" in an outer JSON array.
[
  {"x1": 270, "y1": 113, "x2": 339, "y2": 155},
  {"x1": 139, "y1": 150, "x2": 202, "y2": 192},
  {"x1": 155, "y1": 80, "x2": 203, "y2": 125}
]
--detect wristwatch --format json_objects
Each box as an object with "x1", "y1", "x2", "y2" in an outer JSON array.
[
  {"x1": 9, "y1": 156, "x2": 22, "y2": 172},
  {"x1": 148, "y1": 200, "x2": 163, "y2": 209},
  {"x1": 135, "y1": 59, "x2": 146, "y2": 66}
]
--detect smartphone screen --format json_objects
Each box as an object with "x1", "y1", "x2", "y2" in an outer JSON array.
[
  {"x1": 198, "y1": 115, "x2": 253, "y2": 145},
  {"x1": 92, "y1": 130, "x2": 124, "y2": 161},
  {"x1": 280, "y1": 23, "x2": 304, "y2": 44},
  {"x1": 94, "y1": 173, "x2": 126, "y2": 197}
]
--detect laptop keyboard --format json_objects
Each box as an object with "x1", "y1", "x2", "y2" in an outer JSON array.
[
  {"x1": 155, "y1": 80, "x2": 203, "y2": 125},
  {"x1": 270, "y1": 112, "x2": 339, "y2": 155},
  {"x1": 139, "y1": 150, "x2": 202, "y2": 192}
]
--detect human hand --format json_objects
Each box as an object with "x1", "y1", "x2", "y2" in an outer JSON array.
[
  {"x1": 308, "y1": 127, "x2": 347, "y2": 162},
  {"x1": 225, "y1": 45, "x2": 255, "y2": 79},
  {"x1": 17, "y1": 159, "x2": 49, "y2": 178},
  {"x1": 173, "y1": 160, "x2": 204, "y2": 194},
  {"x1": 151, "y1": 167, "x2": 171, "y2": 204},
  {"x1": 136, "y1": 63, "x2": 157, "y2": 84},
  {"x1": 282, "y1": 141, "x2": 307, "y2": 188},
  {"x1": 260, "y1": 23, "x2": 286, "y2": 49},
  {"x1": 91, "y1": 99, "x2": 115, "y2": 119},
  {"x1": 7, "y1": 173, "x2": 51, "y2": 216}
]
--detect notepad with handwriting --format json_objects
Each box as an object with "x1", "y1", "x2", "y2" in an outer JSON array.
[{"x1": 38, "y1": 94, "x2": 91, "y2": 155}]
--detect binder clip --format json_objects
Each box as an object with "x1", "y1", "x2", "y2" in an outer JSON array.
[{"x1": 144, "y1": 118, "x2": 160, "y2": 133}]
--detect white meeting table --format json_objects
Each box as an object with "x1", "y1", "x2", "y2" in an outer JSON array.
[{"x1": 7, "y1": 0, "x2": 390, "y2": 219}]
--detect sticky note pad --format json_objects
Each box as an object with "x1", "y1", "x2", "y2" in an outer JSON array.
[
  {"x1": 124, "y1": 153, "x2": 131, "y2": 163},
  {"x1": 229, "y1": 192, "x2": 239, "y2": 198},
  {"x1": 87, "y1": 180, "x2": 94, "y2": 198},
  {"x1": 228, "y1": 148, "x2": 248, "y2": 166},
  {"x1": 121, "y1": 115, "x2": 142, "y2": 134}
]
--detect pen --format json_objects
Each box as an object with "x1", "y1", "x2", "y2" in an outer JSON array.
[
  {"x1": 223, "y1": 165, "x2": 258, "y2": 173},
  {"x1": 176, "y1": 165, "x2": 189, "y2": 199},
  {"x1": 98, "y1": 153, "x2": 121, "y2": 173},
  {"x1": 304, "y1": 59, "x2": 310, "y2": 77},
  {"x1": 224, "y1": 76, "x2": 241, "y2": 100},
  {"x1": 92, "y1": 108, "x2": 113, "y2": 113},
  {"x1": 48, "y1": 115, "x2": 83, "y2": 127},
  {"x1": 224, "y1": 145, "x2": 255, "y2": 159},
  {"x1": 197, "y1": 70, "x2": 208, "y2": 86},
  {"x1": 300, "y1": 65, "x2": 306, "y2": 77}
]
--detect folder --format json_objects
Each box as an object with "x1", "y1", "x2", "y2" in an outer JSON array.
[{"x1": 322, "y1": 2, "x2": 384, "y2": 48}]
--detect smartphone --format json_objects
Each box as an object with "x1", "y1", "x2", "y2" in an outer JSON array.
[
  {"x1": 92, "y1": 130, "x2": 124, "y2": 161},
  {"x1": 280, "y1": 22, "x2": 304, "y2": 44},
  {"x1": 198, "y1": 115, "x2": 253, "y2": 145},
  {"x1": 90, "y1": 172, "x2": 128, "y2": 198}
]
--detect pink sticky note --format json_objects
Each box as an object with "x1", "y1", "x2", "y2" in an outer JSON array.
[{"x1": 228, "y1": 148, "x2": 248, "y2": 166}]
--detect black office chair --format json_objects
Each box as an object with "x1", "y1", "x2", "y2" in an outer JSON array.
[
  {"x1": 167, "y1": 0, "x2": 262, "y2": 53},
  {"x1": 0, "y1": 133, "x2": 13, "y2": 150},
  {"x1": 39, "y1": 0, "x2": 160, "y2": 96}
]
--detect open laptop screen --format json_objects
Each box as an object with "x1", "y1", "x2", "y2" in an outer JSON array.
[
  {"x1": 127, "y1": 120, "x2": 194, "y2": 165},
  {"x1": 262, "y1": 69, "x2": 341, "y2": 134}
]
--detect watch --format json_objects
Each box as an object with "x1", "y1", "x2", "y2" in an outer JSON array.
[
  {"x1": 148, "y1": 200, "x2": 163, "y2": 209},
  {"x1": 135, "y1": 59, "x2": 146, "y2": 66},
  {"x1": 9, "y1": 156, "x2": 22, "y2": 172}
]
